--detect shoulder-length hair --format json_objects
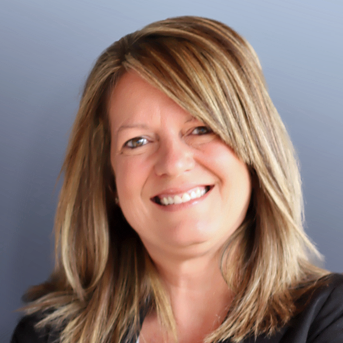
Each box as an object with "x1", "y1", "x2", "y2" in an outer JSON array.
[{"x1": 24, "y1": 16, "x2": 327, "y2": 343}]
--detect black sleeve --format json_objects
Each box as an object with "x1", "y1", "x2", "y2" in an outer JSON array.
[
  {"x1": 307, "y1": 275, "x2": 343, "y2": 342},
  {"x1": 11, "y1": 315, "x2": 49, "y2": 343}
]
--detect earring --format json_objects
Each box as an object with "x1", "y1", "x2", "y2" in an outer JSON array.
[{"x1": 115, "y1": 196, "x2": 119, "y2": 205}]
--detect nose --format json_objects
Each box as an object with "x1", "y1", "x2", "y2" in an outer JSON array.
[{"x1": 154, "y1": 138, "x2": 195, "y2": 177}]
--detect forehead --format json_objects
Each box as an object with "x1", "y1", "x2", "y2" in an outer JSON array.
[
  {"x1": 109, "y1": 71, "x2": 162, "y2": 112},
  {"x1": 107, "y1": 71, "x2": 195, "y2": 129}
]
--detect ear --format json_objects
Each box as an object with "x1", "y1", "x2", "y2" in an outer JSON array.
[
  {"x1": 114, "y1": 192, "x2": 120, "y2": 206},
  {"x1": 106, "y1": 165, "x2": 119, "y2": 206}
]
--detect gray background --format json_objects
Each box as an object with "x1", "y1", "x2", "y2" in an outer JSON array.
[{"x1": 1, "y1": 0, "x2": 342, "y2": 341}]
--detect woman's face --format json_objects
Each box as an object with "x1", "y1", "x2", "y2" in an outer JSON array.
[{"x1": 109, "y1": 72, "x2": 251, "y2": 259}]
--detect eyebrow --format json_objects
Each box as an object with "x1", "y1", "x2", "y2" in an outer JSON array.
[
  {"x1": 115, "y1": 123, "x2": 150, "y2": 135},
  {"x1": 115, "y1": 116, "x2": 198, "y2": 135},
  {"x1": 185, "y1": 116, "x2": 197, "y2": 123}
]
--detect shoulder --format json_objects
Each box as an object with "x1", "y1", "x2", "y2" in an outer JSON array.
[
  {"x1": 300, "y1": 273, "x2": 343, "y2": 321},
  {"x1": 281, "y1": 273, "x2": 343, "y2": 343},
  {"x1": 246, "y1": 273, "x2": 343, "y2": 343},
  {"x1": 304, "y1": 273, "x2": 343, "y2": 341},
  {"x1": 11, "y1": 313, "x2": 59, "y2": 343}
]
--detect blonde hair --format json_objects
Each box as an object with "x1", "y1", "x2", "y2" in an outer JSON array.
[{"x1": 23, "y1": 16, "x2": 328, "y2": 343}]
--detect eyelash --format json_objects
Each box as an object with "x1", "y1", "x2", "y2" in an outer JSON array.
[
  {"x1": 124, "y1": 137, "x2": 149, "y2": 149},
  {"x1": 123, "y1": 126, "x2": 213, "y2": 149},
  {"x1": 191, "y1": 126, "x2": 213, "y2": 135}
]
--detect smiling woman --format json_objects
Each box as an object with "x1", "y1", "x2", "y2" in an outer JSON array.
[
  {"x1": 109, "y1": 72, "x2": 251, "y2": 260},
  {"x1": 11, "y1": 16, "x2": 343, "y2": 343}
]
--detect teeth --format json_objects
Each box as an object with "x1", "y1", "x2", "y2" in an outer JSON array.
[
  {"x1": 161, "y1": 198, "x2": 168, "y2": 205},
  {"x1": 174, "y1": 195, "x2": 182, "y2": 204},
  {"x1": 159, "y1": 187, "x2": 208, "y2": 206},
  {"x1": 182, "y1": 193, "x2": 191, "y2": 202}
]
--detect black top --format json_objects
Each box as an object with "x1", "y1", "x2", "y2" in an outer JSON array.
[{"x1": 11, "y1": 274, "x2": 343, "y2": 343}]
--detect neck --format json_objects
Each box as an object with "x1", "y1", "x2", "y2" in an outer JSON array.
[{"x1": 143, "y1": 247, "x2": 233, "y2": 343}]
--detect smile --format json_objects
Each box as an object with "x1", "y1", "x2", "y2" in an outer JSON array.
[{"x1": 152, "y1": 186, "x2": 212, "y2": 206}]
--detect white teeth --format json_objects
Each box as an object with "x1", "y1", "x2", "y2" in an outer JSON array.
[
  {"x1": 159, "y1": 187, "x2": 208, "y2": 206},
  {"x1": 161, "y1": 198, "x2": 168, "y2": 205},
  {"x1": 182, "y1": 193, "x2": 191, "y2": 202},
  {"x1": 174, "y1": 195, "x2": 182, "y2": 204}
]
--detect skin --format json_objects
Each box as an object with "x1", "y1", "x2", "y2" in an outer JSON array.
[{"x1": 109, "y1": 71, "x2": 252, "y2": 343}]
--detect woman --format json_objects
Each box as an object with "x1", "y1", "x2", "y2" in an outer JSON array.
[{"x1": 11, "y1": 16, "x2": 343, "y2": 343}]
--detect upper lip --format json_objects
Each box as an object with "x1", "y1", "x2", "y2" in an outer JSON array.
[{"x1": 151, "y1": 184, "x2": 213, "y2": 199}]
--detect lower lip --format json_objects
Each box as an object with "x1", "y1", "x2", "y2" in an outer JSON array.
[{"x1": 152, "y1": 187, "x2": 213, "y2": 212}]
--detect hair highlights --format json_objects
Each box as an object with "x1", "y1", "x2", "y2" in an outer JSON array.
[{"x1": 23, "y1": 16, "x2": 327, "y2": 343}]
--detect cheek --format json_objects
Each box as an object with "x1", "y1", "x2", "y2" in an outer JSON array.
[
  {"x1": 227, "y1": 164, "x2": 252, "y2": 224},
  {"x1": 112, "y1": 158, "x2": 135, "y2": 197},
  {"x1": 112, "y1": 158, "x2": 156, "y2": 236},
  {"x1": 111, "y1": 155, "x2": 151, "y2": 202},
  {"x1": 206, "y1": 142, "x2": 251, "y2": 203},
  {"x1": 201, "y1": 141, "x2": 241, "y2": 173}
]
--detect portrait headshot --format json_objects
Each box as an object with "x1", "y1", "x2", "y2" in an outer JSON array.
[{"x1": 1, "y1": 1, "x2": 342, "y2": 343}]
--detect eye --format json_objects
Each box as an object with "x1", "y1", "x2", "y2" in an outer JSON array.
[
  {"x1": 191, "y1": 126, "x2": 213, "y2": 135},
  {"x1": 124, "y1": 137, "x2": 148, "y2": 149}
]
